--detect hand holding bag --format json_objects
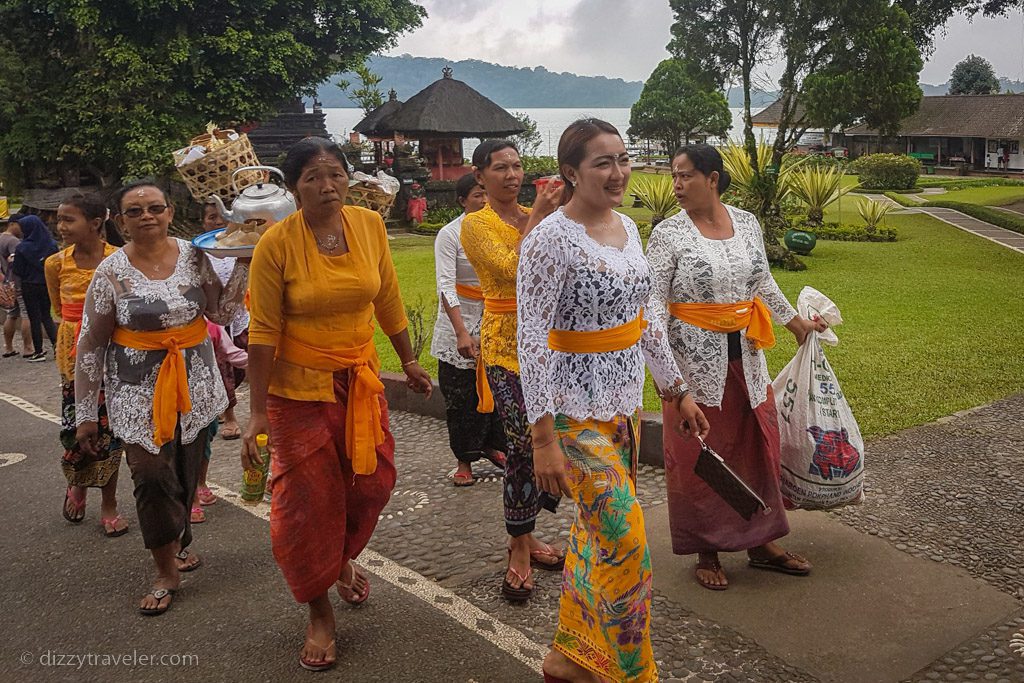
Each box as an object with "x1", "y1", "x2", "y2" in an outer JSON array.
[{"x1": 693, "y1": 436, "x2": 771, "y2": 521}]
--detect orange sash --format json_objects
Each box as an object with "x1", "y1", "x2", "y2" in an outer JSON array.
[
  {"x1": 276, "y1": 335, "x2": 384, "y2": 475},
  {"x1": 111, "y1": 317, "x2": 209, "y2": 446},
  {"x1": 668, "y1": 298, "x2": 775, "y2": 350},
  {"x1": 455, "y1": 283, "x2": 484, "y2": 300},
  {"x1": 547, "y1": 312, "x2": 647, "y2": 353},
  {"x1": 61, "y1": 301, "x2": 85, "y2": 357},
  {"x1": 474, "y1": 295, "x2": 518, "y2": 413}
]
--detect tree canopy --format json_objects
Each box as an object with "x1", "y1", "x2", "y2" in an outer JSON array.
[
  {"x1": 0, "y1": 1, "x2": 424, "y2": 188},
  {"x1": 627, "y1": 59, "x2": 732, "y2": 153},
  {"x1": 338, "y1": 63, "x2": 386, "y2": 117},
  {"x1": 948, "y1": 54, "x2": 1002, "y2": 95}
]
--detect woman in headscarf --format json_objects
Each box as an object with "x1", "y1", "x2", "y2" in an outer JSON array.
[{"x1": 12, "y1": 214, "x2": 58, "y2": 362}]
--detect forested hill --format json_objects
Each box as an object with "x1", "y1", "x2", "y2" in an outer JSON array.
[{"x1": 318, "y1": 55, "x2": 644, "y2": 108}]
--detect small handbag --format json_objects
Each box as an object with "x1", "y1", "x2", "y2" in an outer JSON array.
[
  {"x1": 0, "y1": 276, "x2": 15, "y2": 310},
  {"x1": 693, "y1": 436, "x2": 771, "y2": 521}
]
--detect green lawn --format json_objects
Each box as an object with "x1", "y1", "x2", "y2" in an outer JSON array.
[
  {"x1": 380, "y1": 195, "x2": 1024, "y2": 439},
  {"x1": 910, "y1": 185, "x2": 1024, "y2": 206}
]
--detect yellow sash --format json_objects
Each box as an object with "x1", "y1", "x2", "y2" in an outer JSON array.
[
  {"x1": 455, "y1": 283, "x2": 484, "y2": 300},
  {"x1": 276, "y1": 335, "x2": 384, "y2": 475},
  {"x1": 668, "y1": 298, "x2": 775, "y2": 350},
  {"x1": 474, "y1": 296, "x2": 518, "y2": 413},
  {"x1": 547, "y1": 312, "x2": 647, "y2": 353},
  {"x1": 111, "y1": 317, "x2": 209, "y2": 446}
]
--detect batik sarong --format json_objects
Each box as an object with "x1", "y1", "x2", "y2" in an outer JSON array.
[
  {"x1": 60, "y1": 380, "x2": 122, "y2": 488},
  {"x1": 438, "y1": 360, "x2": 505, "y2": 463},
  {"x1": 485, "y1": 364, "x2": 540, "y2": 536}
]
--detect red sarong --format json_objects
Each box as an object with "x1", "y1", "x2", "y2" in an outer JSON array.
[
  {"x1": 662, "y1": 358, "x2": 790, "y2": 554},
  {"x1": 267, "y1": 371, "x2": 397, "y2": 604}
]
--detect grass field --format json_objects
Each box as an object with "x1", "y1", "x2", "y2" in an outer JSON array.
[
  {"x1": 909, "y1": 185, "x2": 1024, "y2": 206},
  {"x1": 377, "y1": 188, "x2": 1024, "y2": 439}
]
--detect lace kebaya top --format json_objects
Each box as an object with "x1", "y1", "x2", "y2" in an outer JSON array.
[
  {"x1": 429, "y1": 214, "x2": 482, "y2": 370},
  {"x1": 75, "y1": 240, "x2": 248, "y2": 453},
  {"x1": 516, "y1": 209, "x2": 684, "y2": 423},
  {"x1": 646, "y1": 205, "x2": 797, "y2": 409}
]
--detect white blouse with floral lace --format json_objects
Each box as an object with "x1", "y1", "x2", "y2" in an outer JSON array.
[
  {"x1": 75, "y1": 239, "x2": 248, "y2": 453},
  {"x1": 517, "y1": 209, "x2": 684, "y2": 424},
  {"x1": 645, "y1": 205, "x2": 797, "y2": 409}
]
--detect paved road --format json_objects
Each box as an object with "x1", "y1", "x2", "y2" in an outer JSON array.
[{"x1": 2, "y1": 346, "x2": 1024, "y2": 682}]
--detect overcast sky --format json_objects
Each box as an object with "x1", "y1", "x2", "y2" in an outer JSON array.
[{"x1": 389, "y1": 0, "x2": 1024, "y2": 86}]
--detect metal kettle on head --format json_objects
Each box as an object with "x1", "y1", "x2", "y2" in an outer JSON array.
[{"x1": 208, "y1": 166, "x2": 296, "y2": 228}]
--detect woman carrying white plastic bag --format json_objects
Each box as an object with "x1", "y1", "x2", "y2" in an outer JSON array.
[{"x1": 773, "y1": 286, "x2": 865, "y2": 509}]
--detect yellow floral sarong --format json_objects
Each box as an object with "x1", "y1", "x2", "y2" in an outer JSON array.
[{"x1": 552, "y1": 413, "x2": 657, "y2": 682}]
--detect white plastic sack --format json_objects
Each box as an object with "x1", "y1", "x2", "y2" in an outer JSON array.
[{"x1": 772, "y1": 287, "x2": 864, "y2": 509}]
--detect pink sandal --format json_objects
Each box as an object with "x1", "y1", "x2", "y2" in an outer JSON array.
[
  {"x1": 197, "y1": 485, "x2": 216, "y2": 506},
  {"x1": 190, "y1": 505, "x2": 206, "y2": 524},
  {"x1": 100, "y1": 514, "x2": 128, "y2": 537},
  {"x1": 335, "y1": 563, "x2": 370, "y2": 605},
  {"x1": 62, "y1": 486, "x2": 86, "y2": 523}
]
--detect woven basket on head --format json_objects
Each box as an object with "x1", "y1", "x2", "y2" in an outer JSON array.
[
  {"x1": 173, "y1": 130, "x2": 263, "y2": 202},
  {"x1": 345, "y1": 183, "x2": 397, "y2": 219}
]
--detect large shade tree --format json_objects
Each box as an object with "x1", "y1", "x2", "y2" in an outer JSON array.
[
  {"x1": 628, "y1": 59, "x2": 732, "y2": 153},
  {"x1": 948, "y1": 54, "x2": 1002, "y2": 95},
  {"x1": 0, "y1": 1, "x2": 425, "y2": 188}
]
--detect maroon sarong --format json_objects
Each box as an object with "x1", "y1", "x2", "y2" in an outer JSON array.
[
  {"x1": 267, "y1": 370, "x2": 396, "y2": 603},
  {"x1": 663, "y1": 358, "x2": 789, "y2": 554}
]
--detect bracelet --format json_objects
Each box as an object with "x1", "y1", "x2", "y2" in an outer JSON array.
[
  {"x1": 533, "y1": 437, "x2": 557, "y2": 450},
  {"x1": 402, "y1": 359, "x2": 420, "y2": 368}
]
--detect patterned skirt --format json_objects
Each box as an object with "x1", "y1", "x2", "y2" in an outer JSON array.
[
  {"x1": 60, "y1": 380, "x2": 122, "y2": 488},
  {"x1": 552, "y1": 413, "x2": 657, "y2": 682}
]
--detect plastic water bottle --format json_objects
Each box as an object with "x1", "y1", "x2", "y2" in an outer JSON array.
[{"x1": 240, "y1": 433, "x2": 270, "y2": 504}]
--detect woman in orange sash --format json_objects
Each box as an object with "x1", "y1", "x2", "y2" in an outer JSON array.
[
  {"x1": 646, "y1": 144, "x2": 827, "y2": 591},
  {"x1": 44, "y1": 194, "x2": 124, "y2": 533},
  {"x1": 241, "y1": 138, "x2": 432, "y2": 672},
  {"x1": 75, "y1": 181, "x2": 249, "y2": 615},
  {"x1": 520, "y1": 120, "x2": 708, "y2": 683}
]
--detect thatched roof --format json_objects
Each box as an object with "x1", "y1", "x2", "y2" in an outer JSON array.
[
  {"x1": 845, "y1": 94, "x2": 1024, "y2": 138},
  {"x1": 354, "y1": 89, "x2": 404, "y2": 136},
  {"x1": 376, "y1": 68, "x2": 526, "y2": 138}
]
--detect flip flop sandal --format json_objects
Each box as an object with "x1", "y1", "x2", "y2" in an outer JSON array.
[
  {"x1": 100, "y1": 514, "x2": 129, "y2": 538},
  {"x1": 483, "y1": 451, "x2": 507, "y2": 470},
  {"x1": 190, "y1": 505, "x2": 206, "y2": 524},
  {"x1": 299, "y1": 626, "x2": 336, "y2": 672},
  {"x1": 220, "y1": 425, "x2": 241, "y2": 441},
  {"x1": 62, "y1": 486, "x2": 86, "y2": 523},
  {"x1": 197, "y1": 486, "x2": 216, "y2": 506},
  {"x1": 175, "y1": 549, "x2": 202, "y2": 572},
  {"x1": 139, "y1": 588, "x2": 176, "y2": 616},
  {"x1": 2, "y1": 351, "x2": 18, "y2": 358},
  {"x1": 748, "y1": 551, "x2": 811, "y2": 576},
  {"x1": 695, "y1": 559, "x2": 729, "y2": 591},
  {"x1": 501, "y1": 566, "x2": 533, "y2": 602},
  {"x1": 529, "y1": 544, "x2": 566, "y2": 571},
  {"x1": 453, "y1": 471, "x2": 475, "y2": 487},
  {"x1": 335, "y1": 564, "x2": 371, "y2": 605}
]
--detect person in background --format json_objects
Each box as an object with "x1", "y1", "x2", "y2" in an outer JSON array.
[
  {"x1": 460, "y1": 139, "x2": 564, "y2": 602},
  {"x1": 0, "y1": 216, "x2": 33, "y2": 357},
  {"x1": 429, "y1": 172, "x2": 506, "y2": 486},
  {"x1": 12, "y1": 214, "x2": 58, "y2": 362},
  {"x1": 75, "y1": 180, "x2": 249, "y2": 616},
  {"x1": 646, "y1": 144, "x2": 827, "y2": 591},
  {"x1": 44, "y1": 194, "x2": 126, "y2": 534}
]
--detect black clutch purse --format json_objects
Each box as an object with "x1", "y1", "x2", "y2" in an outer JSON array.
[{"x1": 693, "y1": 437, "x2": 771, "y2": 521}]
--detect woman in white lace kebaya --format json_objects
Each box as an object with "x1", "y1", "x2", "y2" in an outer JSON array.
[
  {"x1": 646, "y1": 144, "x2": 827, "y2": 591},
  {"x1": 429, "y1": 173, "x2": 506, "y2": 485},
  {"x1": 75, "y1": 181, "x2": 248, "y2": 616},
  {"x1": 520, "y1": 120, "x2": 708, "y2": 683}
]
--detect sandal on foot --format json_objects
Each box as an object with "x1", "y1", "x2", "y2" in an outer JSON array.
[
  {"x1": 220, "y1": 424, "x2": 241, "y2": 440},
  {"x1": 197, "y1": 485, "x2": 216, "y2": 506},
  {"x1": 62, "y1": 486, "x2": 86, "y2": 523},
  {"x1": 190, "y1": 505, "x2": 206, "y2": 524},
  {"x1": 335, "y1": 564, "x2": 370, "y2": 605},
  {"x1": 139, "y1": 587, "x2": 176, "y2": 616},
  {"x1": 695, "y1": 557, "x2": 729, "y2": 591},
  {"x1": 453, "y1": 471, "x2": 475, "y2": 487},
  {"x1": 483, "y1": 450, "x2": 507, "y2": 470},
  {"x1": 507, "y1": 543, "x2": 566, "y2": 571},
  {"x1": 175, "y1": 549, "x2": 202, "y2": 572},
  {"x1": 748, "y1": 550, "x2": 811, "y2": 576},
  {"x1": 100, "y1": 514, "x2": 128, "y2": 537},
  {"x1": 501, "y1": 566, "x2": 533, "y2": 602},
  {"x1": 2, "y1": 350, "x2": 18, "y2": 358},
  {"x1": 299, "y1": 626, "x2": 336, "y2": 672}
]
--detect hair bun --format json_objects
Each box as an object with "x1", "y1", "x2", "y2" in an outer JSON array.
[{"x1": 717, "y1": 169, "x2": 731, "y2": 195}]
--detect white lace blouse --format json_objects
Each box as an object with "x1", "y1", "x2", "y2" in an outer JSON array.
[
  {"x1": 75, "y1": 240, "x2": 248, "y2": 453},
  {"x1": 517, "y1": 209, "x2": 684, "y2": 423},
  {"x1": 429, "y1": 215, "x2": 482, "y2": 370},
  {"x1": 646, "y1": 205, "x2": 797, "y2": 409}
]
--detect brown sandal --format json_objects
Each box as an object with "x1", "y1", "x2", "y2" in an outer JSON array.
[
  {"x1": 298, "y1": 625, "x2": 336, "y2": 671},
  {"x1": 501, "y1": 566, "x2": 533, "y2": 602},
  {"x1": 748, "y1": 550, "x2": 811, "y2": 576},
  {"x1": 695, "y1": 556, "x2": 729, "y2": 591}
]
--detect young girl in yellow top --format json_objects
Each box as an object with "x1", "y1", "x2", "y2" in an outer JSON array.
[{"x1": 44, "y1": 194, "x2": 126, "y2": 535}]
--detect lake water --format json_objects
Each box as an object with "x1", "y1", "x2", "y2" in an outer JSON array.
[{"x1": 322, "y1": 107, "x2": 768, "y2": 158}]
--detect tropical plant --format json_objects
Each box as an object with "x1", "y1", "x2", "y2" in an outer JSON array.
[
  {"x1": 790, "y1": 166, "x2": 858, "y2": 225},
  {"x1": 720, "y1": 140, "x2": 806, "y2": 216},
  {"x1": 631, "y1": 175, "x2": 680, "y2": 226},
  {"x1": 858, "y1": 200, "x2": 894, "y2": 233}
]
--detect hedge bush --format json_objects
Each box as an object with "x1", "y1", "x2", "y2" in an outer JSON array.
[
  {"x1": 851, "y1": 154, "x2": 920, "y2": 190},
  {"x1": 923, "y1": 201, "x2": 1024, "y2": 236},
  {"x1": 882, "y1": 191, "x2": 920, "y2": 208},
  {"x1": 811, "y1": 222, "x2": 898, "y2": 242}
]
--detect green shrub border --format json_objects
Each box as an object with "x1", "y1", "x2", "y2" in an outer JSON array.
[
  {"x1": 883, "y1": 192, "x2": 920, "y2": 208},
  {"x1": 812, "y1": 223, "x2": 898, "y2": 242},
  {"x1": 923, "y1": 201, "x2": 1024, "y2": 236}
]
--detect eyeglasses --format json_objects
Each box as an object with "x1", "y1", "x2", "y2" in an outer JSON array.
[{"x1": 121, "y1": 204, "x2": 169, "y2": 219}]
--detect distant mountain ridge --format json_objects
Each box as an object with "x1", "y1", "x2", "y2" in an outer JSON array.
[{"x1": 316, "y1": 55, "x2": 1024, "y2": 109}]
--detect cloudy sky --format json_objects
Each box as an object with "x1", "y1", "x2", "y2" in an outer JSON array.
[{"x1": 389, "y1": 0, "x2": 1024, "y2": 86}]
